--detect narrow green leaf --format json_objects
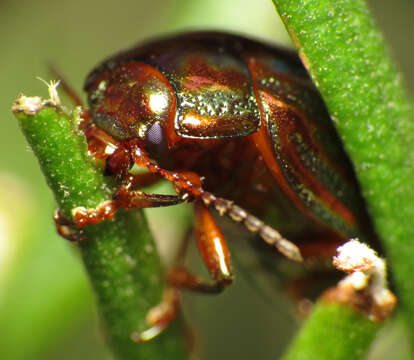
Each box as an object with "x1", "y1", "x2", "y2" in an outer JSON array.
[
  {"x1": 282, "y1": 302, "x2": 379, "y2": 360},
  {"x1": 272, "y1": 0, "x2": 414, "y2": 357}
]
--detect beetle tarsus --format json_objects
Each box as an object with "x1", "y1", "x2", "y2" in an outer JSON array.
[
  {"x1": 130, "y1": 288, "x2": 180, "y2": 343},
  {"x1": 53, "y1": 208, "x2": 85, "y2": 242},
  {"x1": 72, "y1": 200, "x2": 118, "y2": 227}
]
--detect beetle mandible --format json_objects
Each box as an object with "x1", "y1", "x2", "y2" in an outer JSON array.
[{"x1": 55, "y1": 32, "x2": 377, "y2": 342}]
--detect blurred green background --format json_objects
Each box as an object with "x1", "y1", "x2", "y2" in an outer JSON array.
[{"x1": 1, "y1": 0, "x2": 413, "y2": 359}]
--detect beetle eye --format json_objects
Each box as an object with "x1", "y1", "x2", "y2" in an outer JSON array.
[
  {"x1": 145, "y1": 120, "x2": 170, "y2": 166},
  {"x1": 146, "y1": 121, "x2": 164, "y2": 146}
]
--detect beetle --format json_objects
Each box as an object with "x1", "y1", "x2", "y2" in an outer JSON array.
[{"x1": 54, "y1": 32, "x2": 377, "y2": 342}]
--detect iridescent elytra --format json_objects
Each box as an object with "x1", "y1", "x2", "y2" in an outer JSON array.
[{"x1": 55, "y1": 32, "x2": 376, "y2": 342}]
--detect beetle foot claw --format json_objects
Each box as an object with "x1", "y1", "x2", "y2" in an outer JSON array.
[
  {"x1": 53, "y1": 209, "x2": 85, "y2": 242},
  {"x1": 130, "y1": 288, "x2": 180, "y2": 343}
]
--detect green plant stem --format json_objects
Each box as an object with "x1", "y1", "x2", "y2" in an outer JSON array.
[
  {"x1": 13, "y1": 99, "x2": 188, "y2": 360},
  {"x1": 282, "y1": 302, "x2": 380, "y2": 360},
  {"x1": 272, "y1": 0, "x2": 414, "y2": 355}
]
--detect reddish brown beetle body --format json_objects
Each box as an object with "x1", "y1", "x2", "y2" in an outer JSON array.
[
  {"x1": 57, "y1": 32, "x2": 377, "y2": 341},
  {"x1": 84, "y1": 32, "x2": 374, "y2": 244}
]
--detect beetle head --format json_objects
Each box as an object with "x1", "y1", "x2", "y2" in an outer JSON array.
[{"x1": 86, "y1": 62, "x2": 176, "y2": 149}]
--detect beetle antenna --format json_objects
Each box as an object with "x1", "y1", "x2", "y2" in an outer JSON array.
[
  {"x1": 199, "y1": 192, "x2": 302, "y2": 262},
  {"x1": 133, "y1": 146, "x2": 302, "y2": 262}
]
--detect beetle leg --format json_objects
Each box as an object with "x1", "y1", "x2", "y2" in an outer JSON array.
[
  {"x1": 54, "y1": 208, "x2": 85, "y2": 242},
  {"x1": 130, "y1": 228, "x2": 198, "y2": 343},
  {"x1": 173, "y1": 227, "x2": 194, "y2": 264},
  {"x1": 113, "y1": 185, "x2": 184, "y2": 209},
  {"x1": 84, "y1": 123, "x2": 121, "y2": 163},
  {"x1": 167, "y1": 201, "x2": 234, "y2": 293},
  {"x1": 82, "y1": 128, "x2": 164, "y2": 189},
  {"x1": 127, "y1": 172, "x2": 162, "y2": 189},
  {"x1": 130, "y1": 287, "x2": 180, "y2": 343},
  {"x1": 71, "y1": 188, "x2": 183, "y2": 228},
  {"x1": 55, "y1": 184, "x2": 183, "y2": 239},
  {"x1": 60, "y1": 200, "x2": 118, "y2": 228},
  {"x1": 54, "y1": 142, "x2": 180, "y2": 236}
]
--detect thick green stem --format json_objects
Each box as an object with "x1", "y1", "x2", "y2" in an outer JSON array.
[
  {"x1": 13, "y1": 98, "x2": 188, "y2": 360},
  {"x1": 272, "y1": 0, "x2": 414, "y2": 357}
]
